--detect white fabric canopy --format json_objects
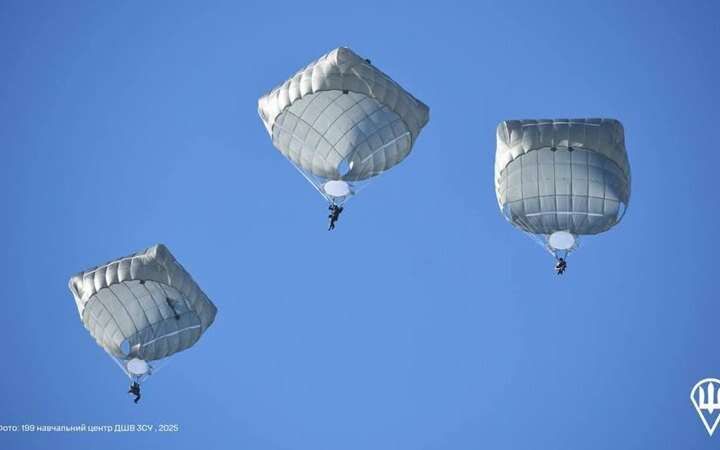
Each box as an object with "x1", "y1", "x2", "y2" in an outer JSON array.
[
  {"x1": 258, "y1": 47, "x2": 429, "y2": 182},
  {"x1": 68, "y1": 244, "x2": 217, "y2": 362},
  {"x1": 495, "y1": 119, "x2": 631, "y2": 235}
]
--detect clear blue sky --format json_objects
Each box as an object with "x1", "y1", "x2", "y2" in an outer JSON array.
[{"x1": 2, "y1": 1, "x2": 719, "y2": 449}]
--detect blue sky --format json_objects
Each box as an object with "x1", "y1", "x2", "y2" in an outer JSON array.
[{"x1": 2, "y1": 1, "x2": 719, "y2": 449}]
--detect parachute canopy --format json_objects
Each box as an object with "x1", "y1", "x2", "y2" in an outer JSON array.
[
  {"x1": 258, "y1": 47, "x2": 429, "y2": 204},
  {"x1": 68, "y1": 244, "x2": 217, "y2": 363},
  {"x1": 495, "y1": 118, "x2": 631, "y2": 253}
]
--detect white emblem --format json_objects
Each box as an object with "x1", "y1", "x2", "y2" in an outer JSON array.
[{"x1": 691, "y1": 378, "x2": 720, "y2": 436}]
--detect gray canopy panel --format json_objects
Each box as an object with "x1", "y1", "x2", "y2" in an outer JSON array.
[
  {"x1": 495, "y1": 119, "x2": 631, "y2": 236},
  {"x1": 258, "y1": 47, "x2": 429, "y2": 181},
  {"x1": 68, "y1": 244, "x2": 217, "y2": 362}
]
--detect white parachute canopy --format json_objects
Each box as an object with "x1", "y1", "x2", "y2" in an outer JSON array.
[
  {"x1": 68, "y1": 244, "x2": 217, "y2": 381},
  {"x1": 494, "y1": 118, "x2": 631, "y2": 258},
  {"x1": 258, "y1": 47, "x2": 430, "y2": 205}
]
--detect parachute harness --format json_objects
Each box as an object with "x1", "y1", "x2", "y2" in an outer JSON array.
[
  {"x1": 328, "y1": 203, "x2": 344, "y2": 231},
  {"x1": 128, "y1": 380, "x2": 141, "y2": 404},
  {"x1": 555, "y1": 256, "x2": 568, "y2": 275}
]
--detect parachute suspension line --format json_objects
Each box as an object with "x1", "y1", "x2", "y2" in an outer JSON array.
[
  {"x1": 109, "y1": 354, "x2": 131, "y2": 379},
  {"x1": 504, "y1": 201, "x2": 581, "y2": 259},
  {"x1": 109, "y1": 353, "x2": 156, "y2": 383},
  {"x1": 542, "y1": 237, "x2": 557, "y2": 256},
  {"x1": 504, "y1": 203, "x2": 555, "y2": 256},
  {"x1": 271, "y1": 123, "x2": 333, "y2": 203},
  {"x1": 289, "y1": 157, "x2": 332, "y2": 203}
]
